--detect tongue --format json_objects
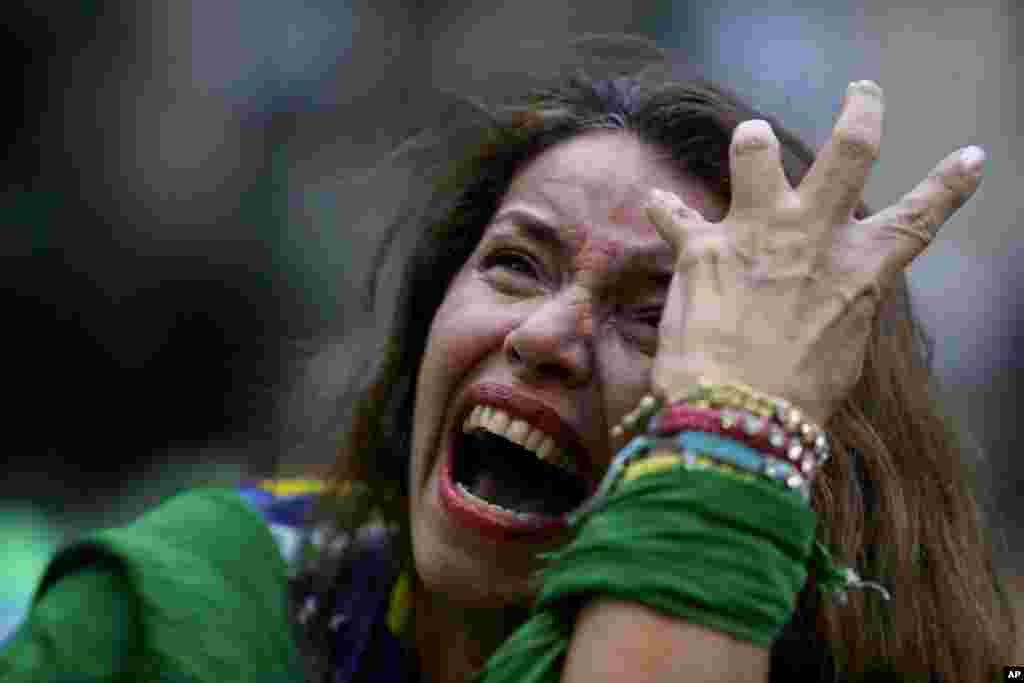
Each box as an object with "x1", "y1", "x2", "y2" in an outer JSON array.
[
  {"x1": 467, "y1": 471, "x2": 553, "y2": 516},
  {"x1": 462, "y1": 431, "x2": 578, "y2": 517},
  {"x1": 472, "y1": 474, "x2": 500, "y2": 503}
]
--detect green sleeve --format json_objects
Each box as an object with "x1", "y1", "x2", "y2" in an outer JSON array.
[
  {"x1": 0, "y1": 488, "x2": 306, "y2": 683},
  {"x1": 0, "y1": 563, "x2": 139, "y2": 682}
]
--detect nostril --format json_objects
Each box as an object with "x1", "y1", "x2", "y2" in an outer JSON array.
[
  {"x1": 506, "y1": 343, "x2": 523, "y2": 364},
  {"x1": 502, "y1": 331, "x2": 524, "y2": 362}
]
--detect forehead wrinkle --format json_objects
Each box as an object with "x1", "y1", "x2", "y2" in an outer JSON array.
[{"x1": 526, "y1": 170, "x2": 674, "y2": 242}]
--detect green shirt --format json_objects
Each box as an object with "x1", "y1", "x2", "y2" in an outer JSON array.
[{"x1": 0, "y1": 488, "x2": 305, "y2": 683}]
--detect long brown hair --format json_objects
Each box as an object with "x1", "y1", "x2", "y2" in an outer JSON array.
[{"x1": 287, "y1": 35, "x2": 1017, "y2": 682}]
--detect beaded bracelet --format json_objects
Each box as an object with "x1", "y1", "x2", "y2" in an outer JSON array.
[
  {"x1": 611, "y1": 386, "x2": 831, "y2": 469},
  {"x1": 667, "y1": 431, "x2": 809, "y2": 500},
  {"x1": 679, "y1": 379, "x2": 831, "y2": 466},
  {"x1": 611, "y1": 448, "x2": 893, "y2": 607},
  {"x1": 653, "y1": 403, "x2": 820, "y2": 479},
  {"x1": 569, "y1": 434, "x2": 657, "y2": 526},
  {"x1": 622, "y1": 446, "x2": 807, "y2": 502},
  {"x1": 569, "y1": 432, "x2": 808, "y2": 526},
  {"x1": 580, "y1": 384, "x2": 893, "y2": 610},
  {"x1": 610, "y1": 394, "x2": 662, "y2": 440}
]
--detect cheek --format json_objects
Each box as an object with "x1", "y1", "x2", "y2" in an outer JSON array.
[
  {"x1": 596, "y1": 341, "x2": 654, "y2": 425},
  {"x1": 417, "y1": 286, "x2": 521, "y2": 427},
  {"x1": 426, "y1": 302, "x2": 517, "y2": 376},
  {"x1": 411, "y1": 297, "x2": 516, "y2": 481}
]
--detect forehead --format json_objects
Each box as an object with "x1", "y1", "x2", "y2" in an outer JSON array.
[{"x1": 501, "y1": 129, "x2": 724, "y2": 239}]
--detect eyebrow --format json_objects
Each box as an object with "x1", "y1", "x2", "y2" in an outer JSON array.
[{"x1": 491, "y1": 208, "x2": 675, "y2": 283}]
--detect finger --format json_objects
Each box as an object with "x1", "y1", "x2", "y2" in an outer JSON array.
[
  {"x1": 864, "y1": 145, "x2": 985, "y2": 281},
  {"x1": 728, "y1": 119, "x2": 793, "y2": 211},
  {"x1": 800, "y1": 80, "x2": 885, "y2": 224},
  {"x1": 645, "y1": 188, "x2": 705, "y2": 256}
]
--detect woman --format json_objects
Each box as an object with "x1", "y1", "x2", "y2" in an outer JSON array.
[{"x1": 2, "y1": 37, "x2": 1017, "y2": 682}]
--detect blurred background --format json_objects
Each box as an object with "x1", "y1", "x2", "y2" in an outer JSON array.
[{"x1": 2, "y1": 0, "x2": 1021, "y2": 646}]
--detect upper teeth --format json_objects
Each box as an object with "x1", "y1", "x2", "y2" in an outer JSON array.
[{"x1": 462, "y1": 405, "x2": 580, "y2": 477}]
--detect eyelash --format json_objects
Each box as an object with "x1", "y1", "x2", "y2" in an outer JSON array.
[
  {"x1": 633, "y1": 307, "x2": 663, "y2": 326},
  {"x1": 484, "y1": 250, "x2": 539, "y2": 278}
]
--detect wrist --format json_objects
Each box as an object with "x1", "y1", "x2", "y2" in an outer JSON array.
[{"x1": 652, "y1": 362, "x2": 831, "y2": 428}]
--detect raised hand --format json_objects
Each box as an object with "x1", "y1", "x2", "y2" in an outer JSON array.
[{"x1": 645, "y1": 80, "x2": 985, "y2": 426}]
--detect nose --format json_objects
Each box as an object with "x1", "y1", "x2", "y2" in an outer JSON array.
[{"x1": 504, "y1": 289, "x2": 594, "y2": 387}]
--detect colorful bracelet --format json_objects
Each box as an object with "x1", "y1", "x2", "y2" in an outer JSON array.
[
  {"x1": 584, "y1": 380, "x2": 832, "y2": 526},
  {"x1": 623, "y1": 448, "x2": 760, "y2": 485},
  {"x1": 666, "y1": 432, "x2": 809, "y2": 499},
  {"x1": 679, "y1": 379, "x2": 831, "y2": 466},
  {"x1": 610, "y1": 394, "x2": 663, "y2": 440},
  {"x1": 610, "y1": 384, "x2": 831, "y2": 466},
  {"x1": 571, "y1": 431, "x2": 809, "y2": 526},
  {"x1": 621, "y1": 446, "x2": 808, "y2": 500},
  {"x1": 652, "y1": 403, "x2": 820, "y2": 479}
]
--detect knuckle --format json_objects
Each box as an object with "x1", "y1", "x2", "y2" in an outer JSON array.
[
  {"x1": 647, "y1": 205, "x2": 682, "y2": 235},
  {"x1": 688, "y1": 238, "x2": 725, "y2": 264},
  {"x1": 935, "y1": 169, "x2": 971, "y2": 211},
  {"x1": 761, "y1": 229, "x2": 810, "y2": 261},
  {"x1": 894, "y1": 196, "x2": 937, "y2": 235},
  {"x1": 671, "y1": 204, "x2": 703, "y2": 224},
  {"x1": 833, "y1": 128, "x2": 880, "y2": 162}
]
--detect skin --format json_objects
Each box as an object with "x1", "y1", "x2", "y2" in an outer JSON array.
[
  {"x1": 408, "y1": 128, "x2": 726, "y2": 682},
  {"x1": 408, "y1": 80, "x2": 984, "y2": 683},
  {"x1": 566, "y1": 81, "x2": 983, "y2": 683}
]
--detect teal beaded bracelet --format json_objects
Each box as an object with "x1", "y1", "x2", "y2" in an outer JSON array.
[
  {"x1": 570, "y1": 431, "x2": 810, "y2": 527},
  {"x1": 671, "y1": 432, "x2": 810, "y2": 502}
]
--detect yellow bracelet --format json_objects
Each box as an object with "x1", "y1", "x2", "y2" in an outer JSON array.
[{"x1": 622, "y1": 449, "x2": 760, "y2": 485}]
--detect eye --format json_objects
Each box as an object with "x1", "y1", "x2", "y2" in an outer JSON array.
[
  {"x1": 632, "y1": 305, "x2": 664, "y2": 327},
  {"x1": 618, "y1": 304, "x2": 664, "y2": 353},
  {"x1": 484, "y1": 250, "x2": 540, "y2": 279}
]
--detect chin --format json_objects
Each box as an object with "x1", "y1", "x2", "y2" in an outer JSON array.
[
  {"x1": 409, "y1": 460, "x2": 559, "y2": 610},
  {"x1": 411, "y1": 515, "x2": 540, "y2": 609}
]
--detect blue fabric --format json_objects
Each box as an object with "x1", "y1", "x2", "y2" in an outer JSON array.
[
  {"x1": 327, "y1": 526, "x2": 418, "y2": 683},
  {"x1": 239, "y1": 483, "x2": 420, "y2": 682}
]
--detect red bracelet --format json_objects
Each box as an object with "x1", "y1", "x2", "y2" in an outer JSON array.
[{"x1": 653, "y1": 403, "x2": 816, "y2": 476}]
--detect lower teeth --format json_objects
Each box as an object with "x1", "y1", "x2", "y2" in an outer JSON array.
[{"x1": 456, "y1": 482, "x2": 538, "y2": 520}]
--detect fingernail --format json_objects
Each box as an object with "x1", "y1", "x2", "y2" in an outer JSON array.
[
  {"x1": 848, "y1": 80, "x2": 882, "y2": 97},
  {"x1": 960, "y1": 146, "x2": 986, "y2": 177}
]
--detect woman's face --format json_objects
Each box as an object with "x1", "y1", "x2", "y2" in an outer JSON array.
[{"x1": 409, "y1": 129, "x2": 726, "y2": 607}]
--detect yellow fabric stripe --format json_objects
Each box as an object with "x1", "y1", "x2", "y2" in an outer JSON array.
[
  {"x1": 387, "y1": 571, "x2": 412, "y2": 638},
  {"x1": 256, "y1": 479, "x2": 327, "y2": 497}
]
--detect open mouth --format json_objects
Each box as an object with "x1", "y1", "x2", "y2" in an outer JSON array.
[
  {"x1": 441, "y1": 400, "x2": 593, "y2": 535},
  {"x1": 453, "y1": 429, "x2": 590, "y2": 518}
]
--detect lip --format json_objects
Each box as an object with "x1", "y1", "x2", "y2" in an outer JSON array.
[{"x1": 454, "y1": 383, "x2": 595, "y2": 488}]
